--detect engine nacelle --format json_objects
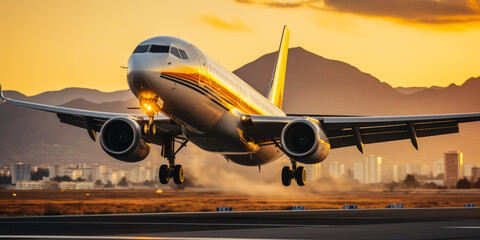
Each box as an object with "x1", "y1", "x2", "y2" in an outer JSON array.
[
  {"x1": 99, "y1": 117, "x2": 150, "y2": 162},
  {"x1": 280, "y1": 118, "x2": 330, "y2": 164}
]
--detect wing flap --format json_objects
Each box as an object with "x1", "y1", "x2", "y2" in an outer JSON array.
[{"x1": 241, "y1": 112, "x2": 476, "y2": 150}]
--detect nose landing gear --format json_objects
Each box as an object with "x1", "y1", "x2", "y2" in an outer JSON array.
[
  {"x1": 158, "y1": 135, "x2": 188, "y2": 185},
  {"x1": 281, "y1": 160, "x2": 306, "y2": 186}
]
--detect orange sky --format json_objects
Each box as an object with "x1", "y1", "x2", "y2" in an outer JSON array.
[{"x1": 1, "y1": 0, "x2": 480, "y2": 95}]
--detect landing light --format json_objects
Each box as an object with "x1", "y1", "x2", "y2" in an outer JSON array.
[{"x1": 147, "y1": 106, "x2": 152, "y2": 111}]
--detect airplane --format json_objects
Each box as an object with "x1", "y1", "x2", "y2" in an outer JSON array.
[{"x1": 2, "y1": 26, "x2": 480, "y2": 187}]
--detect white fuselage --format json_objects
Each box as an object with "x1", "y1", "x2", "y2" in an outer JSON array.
[{"x1": 127, "y1": 36, "x2": 285, "y2": 166}]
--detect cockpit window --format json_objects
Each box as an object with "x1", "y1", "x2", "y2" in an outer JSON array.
[
  {"x1": 150, "y1": 45, "x2": 170, "y2": 53},
  {"x1": 133, "y1": 45, "x2": 149, "y2": 53},
  {"x1": 170, "y1": 47, "x2": 181, "y2": 59},
  {"x1": 179, "y1": 49, "x2": 188, "y2": 59}
]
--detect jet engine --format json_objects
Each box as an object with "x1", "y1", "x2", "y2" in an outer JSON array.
[
  {"x1": 280, "y1": 118, "x2": 330, "y2": 164},
  {"x1": 99, "y1": 117, "x2": 150, "y2": 162}
]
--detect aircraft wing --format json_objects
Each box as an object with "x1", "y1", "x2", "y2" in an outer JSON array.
[
  {"x1": 0, "y1": 85, "x2": 181, "y2": 143},
  {"x1": 241, "y1": 112, "x2": 480, "y2": 152}
]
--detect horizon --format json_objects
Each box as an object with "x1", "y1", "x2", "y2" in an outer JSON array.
[{"x1": 2, "y1": 1, "x2": 480, "y2": 95}]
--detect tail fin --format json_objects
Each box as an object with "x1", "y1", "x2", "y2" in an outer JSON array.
[{"x1": 267, "y1": 25, "x2": 290, "y2": 109}]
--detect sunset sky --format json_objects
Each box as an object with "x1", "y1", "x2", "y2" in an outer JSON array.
[{"x1": 1, "y1": 0, "x2": 480, "y2": 95}]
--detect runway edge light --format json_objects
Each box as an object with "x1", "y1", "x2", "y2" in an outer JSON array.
[
  {"x1": 216, "y1": 207, "x2": 233, "y2": 211},
  {"x1": 289, "y1": 206, "x2": 306, "y2": 210},
  {"x1": 387, "y1": 204, "x2": 404, "y2": 209},
  {"x1": 343, "y1": 205, "x2": 358, "y2": 209}
]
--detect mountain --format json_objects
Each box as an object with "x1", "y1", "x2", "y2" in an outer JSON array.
[
  {"x1": 4, "y1": 88, "x2": 134, "y2": 105},
  {"x1": 395, "y1": 86, "x2": 444, "y2": 95},
  {"x1": 1, "y1": 47, "x2": 480, "y2": 169},
  {"x1": 235, "y1": 47, "x2": 404, "y2": 115}
]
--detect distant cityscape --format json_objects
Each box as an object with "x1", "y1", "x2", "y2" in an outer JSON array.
[
  {"x1": 307, "y1": 150, "x2": 479, "y2": 188},
  {"x1": 1, "y1": 150, "x2": 479, "y2": 190}
]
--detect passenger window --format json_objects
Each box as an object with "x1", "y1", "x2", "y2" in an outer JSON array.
[
  {"x1": 150, "y1": 45, "x2": 170, "y2": 53},
  {"x1": 170, "y1": 47, "x2": 181, "y2": 59},
  {"x1": 133, "y1": 45, "x2": 149, "y2": 53},
  {"x1": 179, "y1": 49, "x2": 188, "y2": 59}
]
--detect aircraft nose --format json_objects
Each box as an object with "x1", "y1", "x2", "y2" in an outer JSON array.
[
  {"x1": 127, "y1": 54, "x2": 165, "y2": 96},
  {"x1": 128, "y1": 53, "x2": 163, "y2": 72}
]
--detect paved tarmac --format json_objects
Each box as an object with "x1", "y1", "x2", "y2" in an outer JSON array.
[{"x1": 0, "y1": 208, "x2": 479, "y2": 239}]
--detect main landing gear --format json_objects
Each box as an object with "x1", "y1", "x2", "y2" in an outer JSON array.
[
  {"x1": 158, "y1": 135, "x2": 188, "y2": 185},
  {"x1": 281, "y1": 160, "x2": 306, "y2": 186}
]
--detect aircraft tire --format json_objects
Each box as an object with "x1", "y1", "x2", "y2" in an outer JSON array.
[
  {"x1": 173, "y1": 165, "x2": 184, "y2": 184},
  {"x1": 296, "y1": 166, "x2": 306, "y2": 186},
  {"x1": 282, "y1": 166, "x2": 292, "y2": 186},
  {"x1": 148, "y1": 124, "x2": 156, "y2": 136},
  {"x1": 159, "y1": 165, "x2": 170, "y2": 184}
]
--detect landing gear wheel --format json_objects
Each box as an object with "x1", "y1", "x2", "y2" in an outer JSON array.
[
  {"x1": 173, "y1": 165, "x2": 184, "y2": 184},
  {"x1": 295, "y1": 166, "x2": 306, "y2": 186},
  {"x1": 148, "y1": 124, "x2": 156, "y2": 136},
  {"x1": 142, "y1": 123, "x2": 149, "y2": 135},
  {"x1": 159, "y1": 165, "x2": 170, "y2": 184},
  {"x1": 281, "y1": 166, "x2": 293, "y2": 186}
]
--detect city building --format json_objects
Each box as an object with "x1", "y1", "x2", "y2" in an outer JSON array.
[
  {"x1": 353, "y1": 161, "x2": 365, "y2": 183},
  {"x1": 11, "y1": 163, "x2": 31, "y2": 184},
  {"x1": 444, "y1": 151, "x2": 463, "y2": 187},
  {"x1": 0, "y1": 166, "x2": 10, "y2": 177},
  {"x1": 93, "y1": 165, "x2": 107, "y2": 183},
  {"x1": 354, "y1": 156, "x2": 382, "y2": 184},
  {"x1": 16, "y1": 181, "x2": 45, "y2": 190},
  {"x1": 328, "y1": 162, "x2": 345, "y2": 178},
  {"x1": 463, "y1": 163, "x2": 474, "y2": 178},
  {"x1": 49, "y1": 165, "x2": 64, "y2": 179},
  {"x1": 472, "y1": 167, "x2": 480, "y2": 181},
  {"x1": 433, "y1": 159, "x2": 444, "y2": 177},
  {"x1": 58, "y1": 181, "x2": 94, "y2": 190},
  {"x1": 64, "y1": 168, "x2": 83, "y2": 181},
  {"x1": 406, "y1": 164, "x2": 428, "y2": 176}
]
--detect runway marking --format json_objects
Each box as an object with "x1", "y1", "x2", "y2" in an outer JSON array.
[
  {"x1": 0, "y1": 221, "x2": 334, "y2": 228},
  {"x1": 0, "y1": 236, "x2": 285, "y2": 240},
  {"x1": 445, "y1": 227, "x2": 480, "y2": 229}
]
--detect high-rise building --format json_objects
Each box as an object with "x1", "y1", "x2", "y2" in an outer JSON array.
[
  {"x1": 307, "y1": 163, "x2": 321, "y2": 181},
  {"x1": 93, "y1": 165, "x2": 107, "y2": 183},
  {"x1": 472, "y1": 167, "x2": 480, "y2": 182},
  {"x1": 353, "y1": 156, "x2": 382, "y2": 184},
  {"x1": 65, "y1": 169, "x2": 83, "y2": 181},
  {"x1": 328, "y1": 162, "x2": 345, "y2": 178},
  {"x1": 444, "y1": 151, "x2": 463, "y2": 187},
  {"x1": 463, "y1": 163, "x2": 474, "y2": 178},
  {"x1": 49, "y1": 165, "x2": 64, "y2": 179},
  {"x1": 406, "y1": 164, "x2": 427, "y2": 176},
  {"x1": 433, "y1": 159, "x2": 444, "y2": 177},
  {"x1": 11, "y1": 163, "x2": 31, "y2": 184},
  {"x1": 353, "y1": 161, "x2": 365, "y2": 183},
  {"x1": 366, "y1": 156, "x2": 382, "y2": 184}
]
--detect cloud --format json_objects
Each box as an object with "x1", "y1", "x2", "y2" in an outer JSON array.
[
  {"x1": 235, "y1": 0, "x2": 480, "y2": 25},
  {"x1": 199, "y1": 14, "x2": 252, "y2": 31}
]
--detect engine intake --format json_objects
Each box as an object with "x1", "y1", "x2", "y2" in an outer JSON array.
[
  {"x1": 100, "y1": 117, "x2": 150, "y2": 162},
  {"x1": 280, "y1": 118, "x2": 330, "y2": 164}
]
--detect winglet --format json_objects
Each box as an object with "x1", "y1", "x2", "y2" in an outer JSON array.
[
  {"x1": 267, "y1": 25, "x2": 290, "y2": 109},
  {"x1": 0, "y1": 84, "x2": 6, "y2": 103}
]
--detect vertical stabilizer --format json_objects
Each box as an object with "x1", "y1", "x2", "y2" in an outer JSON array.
[{"x1": 267, "y1": 25, "x2": 290, "y2": 109}]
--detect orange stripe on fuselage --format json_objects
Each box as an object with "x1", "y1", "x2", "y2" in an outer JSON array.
[{"x1": 163, "y1": 71, "x2": 263, "y2": 115}]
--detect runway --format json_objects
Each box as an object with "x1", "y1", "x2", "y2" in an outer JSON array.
[{"x1": 0, "y1": 208, "x2": 479, "y2": 239}]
